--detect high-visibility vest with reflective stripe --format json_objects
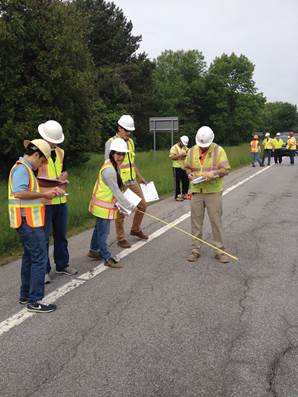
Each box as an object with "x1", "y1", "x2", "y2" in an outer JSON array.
[
  {"x1": 287, "y1": 137, "x2": 296, "y2": 150},
  {"x1": 169, "y1": 143, "x2": 189, "y2": 168},
  {"x1": 273, "y1": 138, "x2": 284, "y2": 149},
  {"x1": 250, "y1": 140, "x2": 260, "y2": 153},
  {"x1": 262, "y1": 138, "x2": 273, "y2": 150},
  {"x1": 38, "y1": 147, "x2": 66, "y2": 205},
  {"x1": 107, "y1": 136, "x2": 136, "y2": 183},
  {"x1": 88, "y1": 161, "x2": 118, "y2": 220},
  {"x1": 8, "y1": 160, "x2": 45, "y2": 228},
  {"x1": 185, "y1": 143, "x2": 229, "y2": 193}
]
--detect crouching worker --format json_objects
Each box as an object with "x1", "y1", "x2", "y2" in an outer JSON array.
[
  {"x1": 8, "y1": 139, "x2": 64, "y2": 313},
  {"x1": 88, "y1": 138, "x2": 135, "y2": 268}
]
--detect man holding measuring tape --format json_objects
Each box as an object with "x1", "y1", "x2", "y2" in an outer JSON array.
[{"x1": 184, "y1": 126, "x2": 231, "y2": 263}]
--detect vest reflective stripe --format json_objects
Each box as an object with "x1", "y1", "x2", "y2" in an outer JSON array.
[
  {"x1": 89, "y1": 160, "x2": 118, "y2": 220},
  {"x1": 273, "y1": 138, "x2": 284, "y2": 149},
  {"x1": 187, "y1": 143, "x2": 225, "y2": 193},
  {"x1": 8, "y1": 160, "x2": 45, "y2": 228},
  {"x1": 38, "y1": 147, "x2": 66, "y2": 205},
  {"x1": 287, "y1": 137, "x2": 296, "y2": 150},
  {"x1": 109, "y1": 137, "x2": 136, "y2": 182},
  {"x1": 250, "y1": 140, "x2": 260, "y2": 153}
]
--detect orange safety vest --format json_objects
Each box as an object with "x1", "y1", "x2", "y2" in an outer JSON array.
[
  {"x1": 8, "y1": 160, "x2": 45, "y2": 228},
  {"x1": 250, "y1": 140, "x2": 260, "y2": 153}
]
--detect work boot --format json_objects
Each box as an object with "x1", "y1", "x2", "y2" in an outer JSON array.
[
  {"x1": 104, "y1": 257, "x2": 123, "y2": 268},
  {"x1": 130, "y1": 230, "x2": 148, "y2": 240},
  {"x1": 118, "y1": 239, "x2": 131, "y2": 249},
  {"x1": 187, "y1": 251, "x2": 200, "y2": 262},
  {"x1": 87, "y1": 250, "x2": 101, "y2": 260},
  {"x1": 215, "y1": 250, "x2": 230, "y2": 263}
]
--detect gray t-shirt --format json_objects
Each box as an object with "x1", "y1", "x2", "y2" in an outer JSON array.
[{"x1": 102, "y1": 167, "x2": 134, "y2": 211}]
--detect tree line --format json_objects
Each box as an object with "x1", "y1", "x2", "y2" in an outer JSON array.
[{"x1": 0, "y1": 0, "x2": 297, "y2": 176}]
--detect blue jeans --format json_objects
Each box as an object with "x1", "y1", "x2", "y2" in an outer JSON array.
[
  {"x1": 89, "y1": 218, "x2": 111, "y2": 261},
  {"x1": 44, "y1": 204, "x2": 69, "y2": 273},
  {"x1": 17, "y1": 219, "x2": 47, "y2": 303},
  {"x1": 251, "y1": 152, "x2": 261, "y2": 166},
  {"x1": 289, "y1": 150, "x2": 295, "y2": 165}
]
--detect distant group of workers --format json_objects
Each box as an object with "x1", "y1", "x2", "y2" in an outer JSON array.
[
  {"x1": 8, "y1": 114, "x2": 239, "y2": 314},
  {"x1": 250, "y1": 131, "x2": 297, "y2": 167}
]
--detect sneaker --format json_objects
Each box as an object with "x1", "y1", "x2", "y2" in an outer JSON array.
[
  {"x1": 56, "y1": 267, "x2": 78, "y2": 276},
  {"x1": 27, "y1": 302, "x2": 57, "y2": 313},
  {"x1": 104, "y1": 257, "x2": 123, "y2": 268},
  {"x1": 187, "y1": 251, "x2": 200, "y2": 262},
  {"x1": 130, "y1": 230, "x2": 149, "y2": 240},
  {"x1": 118, "y1": 239, "x2": 131, "y2": 249},
  {"x1": 19, "y1": 297, "x2": 28, "y2": 305},
  {"x1": 87, "y1": 250, "x2": 101, "y2": 259},
  {"x1": 45, "y1": 273, "x2": 52, "y2": 284},
  {"x1": 175, "y1": 196, "x2": 184, "y2": 201}
]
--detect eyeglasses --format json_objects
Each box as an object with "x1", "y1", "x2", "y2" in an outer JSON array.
[{"x1": 115, "y1": 152, "x2": 125, "y2": 156}]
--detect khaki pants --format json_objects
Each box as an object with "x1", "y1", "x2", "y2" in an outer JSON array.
[
  {"x1": 115, "y1": 182, "x2": 147, "y2": 241},
  {"x1": 190, "y1": 192, "x2": 224, "y2": 253}
]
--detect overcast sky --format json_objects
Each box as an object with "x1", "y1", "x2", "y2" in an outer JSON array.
[{"x1": 113, "y1": 0, "x2": 298, "y2": 106}]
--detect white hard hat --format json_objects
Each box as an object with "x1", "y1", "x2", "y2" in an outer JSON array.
[
  {"x1": 265, "y1": 132, "x2": 270, "y2": 137},
  {"x1": 38, "y1": 120, "x2": 64, "y2": 144},
  {"x1": 24, "y1": 139, "x2": 51, "y2": 159},
  {"x1": 276, "y1": 132, "x2": 280, "y2": 136},
  {"x1": 118, "y1": 115, "x2": 135, "y2": 131},
  {"x1": 180, "y1": 135, "x2": 189, "y2": 146},
  {"x1": 195, "y1": 126, "x2": 214, "y2": 148},
  {"x1": 109, "y1": 138, "x2": 128, "y2": 153}
]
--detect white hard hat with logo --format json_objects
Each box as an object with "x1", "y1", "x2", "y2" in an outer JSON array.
[
  {"x1": 118, "y1": 115, "x2": 135, "y2": 131},
  {"x1": 38, "y1": 120, "x2": 64, "y2": 144},
  {"x1": 109, "y1": 138, "x2": 128, "y2": 153},
  {"x1": 195, "y1": 126, "x2": 214, "y2": 148},
  {"x1": 265, "y1": 132, "x2": 270, "y2": 137},
  {"x1": 24, "y1": 139, "x2": 51, "y2": 160},
  {"x1": 180, "y1": 135, "x2": 189, "y2": 146}
]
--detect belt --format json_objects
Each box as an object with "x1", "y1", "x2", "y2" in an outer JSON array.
[{"x1": 125, "y1": 180, "x2": 137, "y2": 186}]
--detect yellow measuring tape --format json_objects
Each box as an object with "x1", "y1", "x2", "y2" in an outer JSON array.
[{"x1": 137, "y1": 209, "x2": 239, "y2": 262}]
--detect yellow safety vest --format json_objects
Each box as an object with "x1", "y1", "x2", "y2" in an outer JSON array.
[
  {"x1": 89, "y1": 160, "x2": 118, "y2": 220},
  {"x1": 107, "y1": 136, "x2": 136, "y2": 183},
  {"x1": 169, "y1": 143, "x2": 189, "y2": 168},
  {"x1": 262, "y1": 138, "x2": 273, "y2": 150},
  {"x1": 38, "y1": 147, "x2": 66, "y2": 205},
  {"x1": 287, "y1": 137, "x2": 296, "y2": 150},
  {"x1": 8, "y1": 160, "x2": 45, "y2": 229},
  {"x1": 185, "y1": 143, "x2": 230, "y2": 193},
  {"x1": 250, "y1": 140, "x2": 260, "y2": 153},
  {"x1": 273, "y1": 138, "x2": 284, "y2": 149}
]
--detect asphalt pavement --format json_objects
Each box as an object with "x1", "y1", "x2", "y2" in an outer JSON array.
[{"x1": 0, "y1": 161, "x2": 298, "y2": 397}]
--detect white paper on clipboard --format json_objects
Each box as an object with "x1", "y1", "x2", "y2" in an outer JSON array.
[
  {"x1": 140, "y1": 182, "x2": 159, "y2": 202},
  {"x1": 192, "y1": 176, "x2": 206, "y2": 184},
  {"x1": 115, "y1": 188, "x2": 141, "y2": 215}
]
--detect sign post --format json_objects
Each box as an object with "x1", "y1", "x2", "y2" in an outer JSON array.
[{"x1": 149, "y1": 117, "x2": 179, "y2": 152}]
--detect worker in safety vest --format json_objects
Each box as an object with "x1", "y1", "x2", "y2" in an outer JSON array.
[
  {"x1": 169, "y1": 135, "x2": 190, "y2": 200},
  {"x1": 184, "y1": 126, "x2": 231, "y2": 263},
  {"x1": 89, "y1": 138, "x2": 135, "y2": 267},
  {"x1": 101, "y1": 115, "x2": 147, "y2": 250},
  {"x1": 273, "y1": 132, "x2": 284, "y2": 164},
  {"x1": 261, "y1": 132, "x2": 274, "y2": 166},
  {"x1": 250, "y1": 134, "x2": 262, "y2": 167},
  {"x1": 286, "y1": 131, "x2": 296, "y2": 165},
  {"x1": 8, "y1": 139, "x2": 64, "y2": 313},
  {"x1": 38, "y1": 120, "x2": 77, "y2": 283}
]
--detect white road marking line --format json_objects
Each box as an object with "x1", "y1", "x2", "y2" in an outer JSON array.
[{"x1": 0, "y1": 166, "x2": 273, "y2": 337}]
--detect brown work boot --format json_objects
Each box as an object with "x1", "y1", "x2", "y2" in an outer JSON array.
[
  {"x1": 130, "y1": 230, "x2": 149, "y2": 240},
  {"x1": 118, "y1": 239, "x2": 131, "y2": 249},
  {"x1": 187, "y1": 251, "x2": 200, "y2": 262},
  {"x1": 87, "y1": 250, "x2": 101, "y2": 260},
  {"x1": 104, "y1": 257, "x2": 123, "y2": 268},
  {"x1": 215, "y1": 250, "x2": 230, "y2": 263}
]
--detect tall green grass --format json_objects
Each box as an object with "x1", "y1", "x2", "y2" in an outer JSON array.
[{"x1": 0, "y1": 144, "x2": 250, "y2": 263}]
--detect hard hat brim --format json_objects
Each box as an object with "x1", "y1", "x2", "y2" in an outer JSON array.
[
  {"x1": 38, "y1": 123, "x2": 65, "y2": 144},
  {"x1": 196, "y1": 139, "x2": 213, "y2": 148},
  {"x1": 23, "y1": 139, "x2": 49, "y2": 160},
  {"x1": 117, "y1": 123, "x2": 135, "y2": 132}
]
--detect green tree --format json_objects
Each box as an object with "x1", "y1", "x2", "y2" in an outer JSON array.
[
  {"x1": 203, "y1": 53, "x2": 265, "y2": 144},
  {"x1": 0, "y1": 0, "x2": 100, "y2": 176},
  {"x1": 260, "y1": 101, "x2": 298, "y2": 132}
]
